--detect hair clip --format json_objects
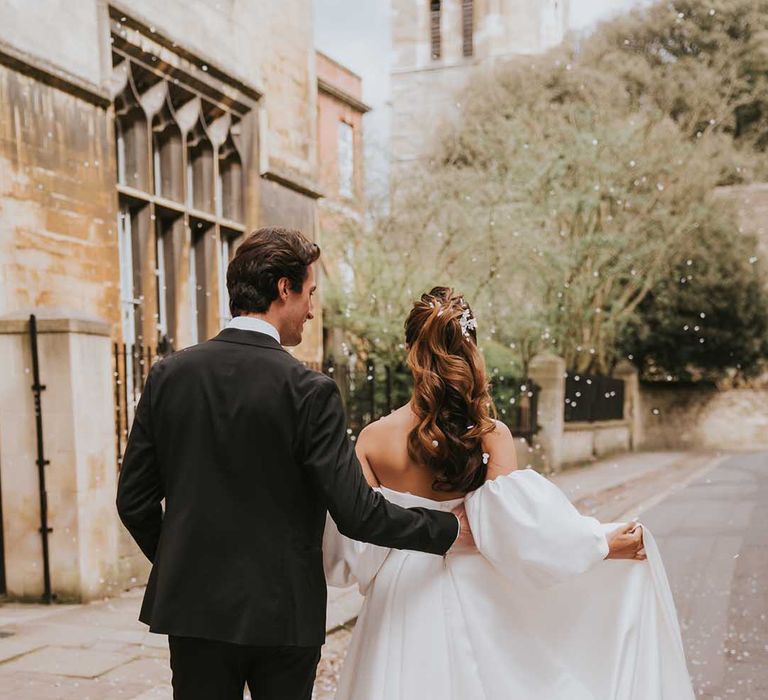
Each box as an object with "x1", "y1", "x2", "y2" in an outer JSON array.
[{"x1": 459, "y1": 308, "x2": 477, "y2": 338}]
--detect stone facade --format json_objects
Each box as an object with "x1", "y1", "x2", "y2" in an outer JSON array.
[
  {"x1": 0, "y1": 1, "x2": 357, "y2": 600},
  {"x1": 0, "y1": 315, "x2": 119, "y2": 602},
  {"x1": 316, "y1": 52, "x2": 368, "y2": 207},
  {"x1": 0, "y1": 0, "x2": 324, "y2": 360},
  {"x1": 391, "y1": 0, "x2": 570, "y2": 162},
  {"x1": 315, "y1": 51, "x2": 369, "y2": 359}
]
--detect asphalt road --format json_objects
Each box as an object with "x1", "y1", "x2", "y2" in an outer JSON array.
[{"x1": 642, "y1": 451, "x2": 768, "y2": 700}]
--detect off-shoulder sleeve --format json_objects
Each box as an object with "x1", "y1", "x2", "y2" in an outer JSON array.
[
  {"x1": 464, "y1": 469, "x2": 609, "y2": 588},
  {"x1": 322, "y1": 511, "x2": 391, "y2": 594}
]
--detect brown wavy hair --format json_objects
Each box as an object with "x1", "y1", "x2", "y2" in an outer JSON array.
[{"x1": 405, "y1": 287, "x2": 497, "y2": 493}]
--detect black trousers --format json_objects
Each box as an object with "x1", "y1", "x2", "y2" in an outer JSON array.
[{"x1": 168, "y1": 635, "x2": 321, "y2": 700}]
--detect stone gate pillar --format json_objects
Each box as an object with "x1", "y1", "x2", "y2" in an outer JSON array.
[
  {"x1": 529, "y1": 353, "x2": 567, "y2": 473},
  {"x1": 0, "y1": 312, "x2": 119, "y2": 602},
  {"x1": 614, "y1": 359, "x2": 642, "y2": 450}
]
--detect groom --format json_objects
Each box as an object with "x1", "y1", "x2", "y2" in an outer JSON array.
[{"x1": 116, "y1": 227, "x2": 470, "y2": 700}]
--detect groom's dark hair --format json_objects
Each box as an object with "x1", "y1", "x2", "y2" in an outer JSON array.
[{"x1": 227, "y1": 226, "x2": 321, "y2": 316}]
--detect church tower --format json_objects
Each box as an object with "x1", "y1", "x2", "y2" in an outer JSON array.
[{"x1": 390, "y1": 0, "x2": 569, "y2": 163}]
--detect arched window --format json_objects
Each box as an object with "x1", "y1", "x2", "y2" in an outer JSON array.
[
  {"x1": 115, "y1": 92, "x2": 148, "y2": 190},
  {"x1": 218, "y1": 133, "x2": 243, "y2": 222},
  {"x1": 152, "y1": 103, "x2": 183, "y2": 202},
  {"x1": 430, "y1": 1, "x2": 441, "y2": 60},
  {"x1": 186, "y1": 118, "x2": 215, "y2": 213},
  {"x1": 113, "y1": 51, "x2": 248, "y2": 357}
]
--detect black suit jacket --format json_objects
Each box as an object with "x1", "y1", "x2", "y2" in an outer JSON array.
[{"x1": 116, "y1": 328, "x2": 458, "y2": 646}]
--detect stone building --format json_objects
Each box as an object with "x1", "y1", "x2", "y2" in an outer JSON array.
[
  {"x1": 0, "y1": 1, "x2": 349, "y2": 602},
  {"x1": 315, "y1": 51, "x2": 369, "y2": 358},
  {"x1": 391, "y1": 0, "x2": 570, "y2": 162},
  {"x1": 316, "y1": 51, "x2": 368, "y2": 217}
]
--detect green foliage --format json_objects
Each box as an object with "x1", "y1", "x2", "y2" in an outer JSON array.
[
  {"x1": 444, "y1": 53, "x2": 737, "y2": 373},
  {"x1": 619, "y1": 216, "x2": 768, "y2": 381},
  {"x1": 322, "y1": 0, "x2": 768, "y2": 382},
  {"x1": 585, "y1": 0, "x2": 768, "y2": 176}
]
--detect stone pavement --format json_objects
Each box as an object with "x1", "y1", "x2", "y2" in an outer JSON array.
[{"x1": 0, "y1": 450, "x2": 725, "y2": 699}]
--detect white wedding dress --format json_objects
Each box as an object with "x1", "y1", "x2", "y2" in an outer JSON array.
[{"x1": 323, "y1": 468, "x2": 695, "y2": 700}]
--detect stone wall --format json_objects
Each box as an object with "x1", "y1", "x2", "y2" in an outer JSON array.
[
  {"x1": 0, "y1": 0, "x2": 317, "y2": 185},
  {"x1": 530, "y1": 354, "x2": 640, "y2": 471},
  {"x1": 0, "y1": 1, "x2": 106, "y2": 88},
  {"x1": 0, "y1": 0, "x2": 322, "y2": 353},
  {"x1": 0, "y1": 315, "x2": 119, "y2": 602},
  {"x1": 638, "y1": 384, "x2": 768, "y2": 451},
  {"x1": 0, "y1": 63, "x2": 120, "y2": 324},
  {"x1": 562, "y1": 422, "x2": 632, "y2": 465}
]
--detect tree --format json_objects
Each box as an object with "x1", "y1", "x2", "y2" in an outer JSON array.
[
  {"x1": 619, "y1": 217, "x2": 768, "y2": 381},
  {"x1": 584, "y1": 0, "x2": 768, "y2": 179},
  {"x1": 436, "y1": 53, "x2": 739, "y2": 374},
  {"x1": 321, "y1": 0, "x2": 768, "y2": 381}
]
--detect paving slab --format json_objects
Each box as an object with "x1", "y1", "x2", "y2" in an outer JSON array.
[
  {"x1": 128, "y1": 688, "x2": 173, "y2": 700},
  {"x1": 0, "y1": 638, "x2": 45, "y2": 663},
  {"x1": 2, "y1": 646, "x2": 134, "y2": 679},
  {"x1": 98, "y1": 655, "x2": 170, "y2": 686},
  {"x1": 0, "y1": 672, "x2": 151, "y2": 700}
]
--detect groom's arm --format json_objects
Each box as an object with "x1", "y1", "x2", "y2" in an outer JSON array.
[
  {"x1": 116, "y1": 367, "x2": 164, "y2": 562},
  {"x1": 301, "y1": 375, "x2": 458, "y2": 555}
]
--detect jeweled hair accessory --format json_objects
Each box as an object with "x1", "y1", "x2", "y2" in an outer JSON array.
[{"x1": 459, "y1": 307, "x2": 477, "y2": 338}]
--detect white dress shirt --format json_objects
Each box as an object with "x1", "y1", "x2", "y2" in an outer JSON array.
[{"x1": 226, "y1": 316, "x2": 281, "y2": 344}]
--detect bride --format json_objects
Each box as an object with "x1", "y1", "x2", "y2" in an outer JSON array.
[{"x1": 323, "y1": 287, "x2": 695, "y2": 700}]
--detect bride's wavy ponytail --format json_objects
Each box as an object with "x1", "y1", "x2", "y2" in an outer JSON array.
[{"x1": 404, "y1": 287, "x2": 497, "y2": 493}]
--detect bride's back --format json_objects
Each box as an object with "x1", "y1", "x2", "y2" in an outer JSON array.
[
  {"x1": 353, "y1": 286, "x2": 517, "y2": 500},
  {"x1": 356, "y1": 405, "x2": 517, "y2": 501}
]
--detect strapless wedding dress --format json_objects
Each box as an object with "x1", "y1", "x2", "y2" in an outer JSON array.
[{"x1": 323, "y1": 468, "x2": 695, "y2": 700}]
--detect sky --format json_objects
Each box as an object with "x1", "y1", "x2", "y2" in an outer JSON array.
[{"x1": 313, "y1": 0, "x2": 648, "y2": 187}]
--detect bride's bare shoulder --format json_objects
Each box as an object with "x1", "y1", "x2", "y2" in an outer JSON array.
[
  {"x1": 356, "y1": 406, "x2": 413, "y2": 480},
  {"x1": 358, "y1": 405, "x2": 412, "y2": 446},
  {"x1": 483, "y1": 420, "x2": 519, "y2": 481}
]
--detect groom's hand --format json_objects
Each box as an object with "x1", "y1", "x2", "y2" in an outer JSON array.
[
  {"x1": 449, "y1": 503, "x2": 476, "y2": 552},
  {"x1": 605, "y1": 522, "x2": 646, "y2": 560}
]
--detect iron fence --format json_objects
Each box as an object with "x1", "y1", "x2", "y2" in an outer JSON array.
[
  {"x1": 324, "y1": 358, "x2": 539, "y2": 444},
  {"x1": 564, "y1": 373, "x2": 624, "y2": 423},
  {"x1": 490, "y1": 374, "x2": 539, "y2": 444},
  {"x1": 114, "y1": 343, "x2": 157, "y2": 470}
]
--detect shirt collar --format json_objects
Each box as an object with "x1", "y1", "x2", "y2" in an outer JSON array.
[{"x1": 226, "y1": 316, "x2": 281, "y2": 344}]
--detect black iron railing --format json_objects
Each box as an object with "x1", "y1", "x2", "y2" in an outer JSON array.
[
  {"x1": 564, "y1": 373, "x2": 624, "y2": 423},
  {"x1": 490, "y1": 374, "x2": 539, "y2": 444},
  {"x1": 114, "y1": 343, "x2": 157, "y2": 470},
  {"x1": 29, "y1": 314, "x2": 52, "y2": 603},
  {"x1": 324, "y1": 358, "x2": 539, "y2": 444}
]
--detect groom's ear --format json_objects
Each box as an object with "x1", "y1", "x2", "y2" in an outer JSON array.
[{"x1": 276, "y1": 276, "x2": 291, "y2": 301}]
